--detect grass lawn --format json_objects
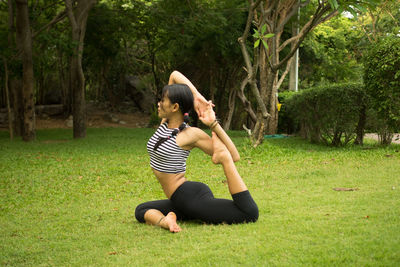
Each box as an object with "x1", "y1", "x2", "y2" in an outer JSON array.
[{"x1": 1, "y1": 128, "x2": 399, "y2": 266}]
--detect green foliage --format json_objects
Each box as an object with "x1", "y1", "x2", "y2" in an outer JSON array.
[
  {"x1": 252, "y1": 24, "x2": 274, "y2": 50},
  {"x1": 363, "y1": 36, "x2": 400, "y2": 143},
  {"x1": 285, "y1": 83, "x2": 367, "y2": 146},
  {"x1": 148, "y1": 105, "x2": 161, "y2": 127},
  {"x1": 333, "y1": 0, "x2": 380, "y2": 18},
  {"x1": 1, "y1": 129, "x2": 399, "y2": 265},
  {"x1": 300, "y1": 16, "x2": 362, "y2": 87}
]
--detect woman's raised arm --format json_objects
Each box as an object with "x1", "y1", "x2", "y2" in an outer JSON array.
[{"x1": 168, "y1": 71, "x2": 213, "y2": 117}]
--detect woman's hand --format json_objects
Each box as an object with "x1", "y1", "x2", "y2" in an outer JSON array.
[
  {"x1": 198, "y1": 102, "x2": 216, "y2": 127},
  {"x1": 194, "y1": 94, "x2": 215, "y2": 118}
]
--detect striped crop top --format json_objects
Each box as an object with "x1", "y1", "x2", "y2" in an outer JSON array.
[{"x1": 147, "y1": 123, "x2": 191, "y2": 174}]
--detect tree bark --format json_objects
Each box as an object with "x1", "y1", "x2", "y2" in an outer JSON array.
[
  {"x1": 354, "y1": 104, "x2": 366, "y2": 145},
  {"x1": 15, "y1": 0, "x2": 35, "y2": 141},
  {"x1": 57, "y1": 49, "x2": 70, "y2": 115},
  {"x1": 223, "y1": 86, "x2": 236, "y2": 131},
  {"x1": 3, "y1": 58, "x2": 13, "y2": 140},
  {"x1": 65, "y1": 0, "x2": 97, "y2": 139},
  {"x1": 11, "y1": 79, "x2": 23, "y2": 136}
]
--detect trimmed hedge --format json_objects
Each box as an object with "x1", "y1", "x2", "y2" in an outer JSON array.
[{"x1": 282, "y1": 83, "x2": 367, "y2": 146}]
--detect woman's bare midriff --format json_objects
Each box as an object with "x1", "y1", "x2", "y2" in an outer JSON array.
[{"x1": 152, "y1": 169, "x2": 187, "y2": 199}]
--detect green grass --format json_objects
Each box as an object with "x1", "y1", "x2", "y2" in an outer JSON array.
[{"x1": 1, "y1": 128, "x2": 399, "y2": 266}]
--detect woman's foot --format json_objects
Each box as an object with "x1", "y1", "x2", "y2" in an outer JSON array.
[
  {"x1": 159, "y1": 212, "x2": 182, "y2": 233},
  {"x1": 211, "y1": 132, "x2": 232, "y2": 165}
]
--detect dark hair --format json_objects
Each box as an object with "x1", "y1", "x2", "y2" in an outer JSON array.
[{"x1": 153, "y1": 84, "x2": 194, "y2": 150}]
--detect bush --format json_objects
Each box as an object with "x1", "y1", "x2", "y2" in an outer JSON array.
[
  {"x1": 363, "y1": 36, "x2": 400, "y2": 145},
  {"x1": 278, "y1": 91, "x2": 299, "y2": 134},
  {"x1": 284, "y1": 83, "x2": 367, "y2": 146}
]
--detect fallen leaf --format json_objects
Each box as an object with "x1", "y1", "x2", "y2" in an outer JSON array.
[{"x1": 108, "y1": 251, "x2": 117, "y2": 255}]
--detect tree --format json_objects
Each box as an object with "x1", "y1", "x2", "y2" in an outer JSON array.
[
  {"x1": 117, "y1": 0, "x2": 247, "y2": 128},
  {"x1": 300, "y1": 16, "x2": 362, "y2": 87},
  {"x1": 354, "y1": 0, "x2": 400, "y2": 45},
  {"x1": 238, "y1": 0, "x2": 378, "y2": 147},
  {"x1": 15, "y1": 0, "x2": 35, "y2": 141},
  {"x1": 65, "y1": 0, "x2": 97, "y2": 139},
  {"x1": 1, "y1": 1, "x2": 68, "y2": 140},
  {"x1": 363, "y1": 36, "x2": 400, "y2": 145}
]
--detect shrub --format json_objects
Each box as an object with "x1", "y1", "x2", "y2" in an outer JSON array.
[
  {"x1": 284, "y1": 83, "x2": 367, "y2": 146},
  {"x1": 363, "y1": 36, "x2": 400, "y2": 145},
  {"x1": 278, "y1": 91, "x2": 299, "y2": 134}
]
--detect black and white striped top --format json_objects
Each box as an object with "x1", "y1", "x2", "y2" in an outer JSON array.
[{"x1": 147, "y1": 123, "x2": 191, "y2": 174}]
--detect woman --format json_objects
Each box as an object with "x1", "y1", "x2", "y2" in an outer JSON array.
[{"x1": 135, "y1": 71, "x2": 258, "y2": 232}]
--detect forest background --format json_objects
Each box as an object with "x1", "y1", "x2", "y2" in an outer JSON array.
[{"x1": 0, "y1": 0, "x2": 399, "y2": 144}]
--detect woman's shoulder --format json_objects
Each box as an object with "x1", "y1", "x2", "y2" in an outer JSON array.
[
  {"x1": 178, "y1": 126, "x2": 208, "y2": 145},
  {"x1": 181, "y1": 126, "x2": 203, "y2": 137}
]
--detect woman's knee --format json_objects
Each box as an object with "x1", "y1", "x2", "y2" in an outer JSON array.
[
  {"x1": 135, "y1": 203, "x2": 148, "y2": 223},
  {"x1": 232, "y1": 190, "x2": 259, "y2": 222},
  {"x1": 245, "y1": 204, "x2": 259, "y2": 222}
]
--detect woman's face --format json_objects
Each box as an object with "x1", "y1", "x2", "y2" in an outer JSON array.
[{"x1": 157, "y1": 93, "x2": 176, "y2": 118}]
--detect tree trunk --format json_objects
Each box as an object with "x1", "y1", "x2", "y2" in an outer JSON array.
[
  {"x1": 11, "y1": 79, "x2": 23, "y2": 136},
  {"x1": 3, "y1": 58, "x2": 13, "y2": 140},
  {"x1": 65, "y1": 0, "x2": 96, "y2": 139},
  {"x1": 223, "y1": 87, "x2": 236, "y2": 131},
  {"x1": 266, "y1": 73, "x2": 279, "y2": 135},
  {"x1": 15, "y1": 0, "x2": 35, "y2": 141},
  {"x1": 57, "y1": 49, "x2": 70, "y2": 115},
  {"x1": 354, "y1": 104, "x2": 366, "y2": 145}
]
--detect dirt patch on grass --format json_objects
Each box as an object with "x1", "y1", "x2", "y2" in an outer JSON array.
[
  {"x1": 35, "y1": 103, "x2": 150, "y2": 130},
  {"x1": 0, "y1": 103, "x2": 150, "y2": 131}
]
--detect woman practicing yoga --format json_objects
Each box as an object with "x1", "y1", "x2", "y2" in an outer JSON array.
[{"x1": 135, "y1": 71, "x2": 258, "y2": 232}]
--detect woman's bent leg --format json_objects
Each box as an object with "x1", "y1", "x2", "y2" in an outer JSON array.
[
  {"x1": 135, "y1": 199, "x2": 188, "y2": 232},
  {"x1": 171, "y1": 182, "x2": 258, "y2": 224},
  {"x1": 207, "y1": 131, "x2": 258, "y2": 223},
  {"x1": 211, "y1": 132, "x2": 247, "y2": 195}
]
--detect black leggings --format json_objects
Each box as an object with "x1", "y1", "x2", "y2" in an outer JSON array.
[{"x1": 135, "y1": 181, "x2": 258, "y2": 224}]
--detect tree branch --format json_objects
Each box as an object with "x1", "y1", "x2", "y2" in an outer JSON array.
[
  {"x1": 274, "y1": 4, "x2": 336, "y2": 70},
  {"x1": 276, "y1": 57, "x2": 293, "y2": 90},
  {"x1": 65, "y1": 0, "x2": 78, "y2": 31},
  {"x1": 32, "y1": 10, "x2": 67, "y2": 39},
  {"x1": 275, "y1": 0, "x2": 301, "y2": 34},
  {"x1": 237, "y1": 77, "x2": 257, "y2": 123}
]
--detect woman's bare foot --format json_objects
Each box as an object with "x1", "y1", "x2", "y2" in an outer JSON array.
[
  {"x1": 211, "y1": 132, "x2": 232, "y2": 165},
  {"x1": 159, "y1": 212, "x2": 182, "y2": 233}
]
